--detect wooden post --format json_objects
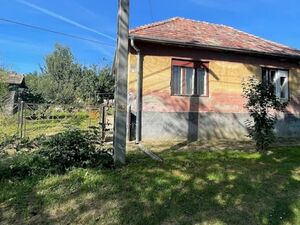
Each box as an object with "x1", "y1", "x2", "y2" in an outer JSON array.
[
  {"x1": 127, "y1": 104, "x2": 131, "y2": 141},
  {"x1": 101, "y1": 105, "x2": 106, "y2": 142},
  {"x1": 113, "y1": 0, "x2": 129, "y2": 166},
  {"x1": 19, "y1": 101, "x2": 24, "y2": 139}
]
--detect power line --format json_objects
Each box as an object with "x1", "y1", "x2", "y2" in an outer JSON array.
[
  {"x1": 148, "y1": 0, "x2": 154, "y2": 22},
  {"x1": 0, "y1": 18, "x2": 116, "y2": 47}
]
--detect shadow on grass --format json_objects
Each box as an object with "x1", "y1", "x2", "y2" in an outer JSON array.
[{"x1": 1, "y1": 146, "x2": 300, "y2": 225}]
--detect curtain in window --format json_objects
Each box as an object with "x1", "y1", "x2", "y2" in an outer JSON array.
[
  {"x1": 172, "y1": 66, "x2": 181, "y2": 95},
  {"x1": 185, "y1": 68, "x2": 194, "y2": 95},
  {"x1": 196, "y1": 68, "x2": 205, "y2": 96}
]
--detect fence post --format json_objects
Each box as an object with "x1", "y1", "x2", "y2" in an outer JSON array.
[
  {"x1": 127, "y1": 105, "x2": 131, "y2": 141},
  {"x1": 19, "y1": 101, "x2": 24, "y2": 139},
  {"x1": 101, "y1": 104, "x2": 107, "y2": 142},
  {"x1": 17, "y1": 102, "x2": 21, "y2": 137}
]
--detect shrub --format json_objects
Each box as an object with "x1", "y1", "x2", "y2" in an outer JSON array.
[
  {"x1": 0, "y1": 129, "x2": 113, "y2": 180},
  {"x1": 39, "y1": 128, "x2": 113, "y2": 172},
  {"x1": 242, "y1": 76, "x2": 287, "y2": 151}
]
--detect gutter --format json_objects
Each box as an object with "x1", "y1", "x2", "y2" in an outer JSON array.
[
  {"x1": 129, "y1": 35, "x2": 300, "y2": 61},
  {"x1": 130, "y1": 37, "x2": 142, "y2": 144}
]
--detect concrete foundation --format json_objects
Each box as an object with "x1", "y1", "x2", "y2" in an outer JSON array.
[{"x1": 136, "y1": 112, "x2": 300, "y2": 141}]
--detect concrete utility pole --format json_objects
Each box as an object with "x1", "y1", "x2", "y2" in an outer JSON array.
[{"x1": 113, "y1": 0, "x2": 129, "y2": 166}]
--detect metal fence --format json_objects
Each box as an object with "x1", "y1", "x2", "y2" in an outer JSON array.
[{"x1": 0, "y1": 101, "x2": 114, "y2": 145}]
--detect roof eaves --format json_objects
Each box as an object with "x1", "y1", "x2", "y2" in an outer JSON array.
[{"x1": 130, "y1": 35, "x2": 300, "y2": 60}]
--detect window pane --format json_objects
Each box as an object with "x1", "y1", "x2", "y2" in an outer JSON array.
[
  {"x1": 196, "y1": 68, "x2": 206, "y2": 96},
  {"x1": 280, "y1": 77, "x2": 286, "y2": 99},
  {"x1": 262, "y1": 69, "x2": 268, "y2": 84},
  {"x1": 172, "y1": 66, "x2": 181, "y2": 95},
  {"x1": 275, "y1": 70, "x2": 288, "y2": 100},
  {"x1": 270, "y1": 70, "x2": 276, "y2": 84},
  {"x1": 185, "y1": 68, "x2": 194, "y2": 95}
]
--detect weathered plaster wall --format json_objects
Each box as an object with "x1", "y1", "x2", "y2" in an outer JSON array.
[{"x1": 128, "y1": 42, "x2": 300, "y2": 141}]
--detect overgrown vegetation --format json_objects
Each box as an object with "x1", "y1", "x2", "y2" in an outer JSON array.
[
  {"x1": 242, "y1": 76, "x2": 287, "y2": 151},
  {"x1": 0, "y1": 68, "x2": 9, "y2": 110},
  {"x1": 0, "y1": 128, "x2": 113, "y2": 181},
  {"x1": 0, "y1": 152, "x2": 49, "y2": 180},
  {"x1": 23, "y1": 44, "x2": 115, "y2": 105},
  {"x1": 39, "y1": 128, "x2": 113, "y2": 172}
]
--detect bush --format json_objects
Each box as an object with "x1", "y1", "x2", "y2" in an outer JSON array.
[
  {"x1": 242, "y1": 76, "x2": 287, "y2": 151},
  {"x1": 0, "y1": 129, "x2": 113, "y2": 180},
  {"x1": 39, "y1": 128, "x2": 113, "y2": 172}
]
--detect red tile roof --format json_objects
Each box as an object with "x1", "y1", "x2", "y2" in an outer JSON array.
[{"x1": 130, "y1": 17, "x2": 300, "y2": 58}]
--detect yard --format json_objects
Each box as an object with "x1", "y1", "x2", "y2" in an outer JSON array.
[{"x1": 1, "y1": 144, "x2": 300, "y2": 225}]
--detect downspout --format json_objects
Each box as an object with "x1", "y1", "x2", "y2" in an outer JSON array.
[{"x1": 130, "y1": 37, "x2": 142, "y2": 144}]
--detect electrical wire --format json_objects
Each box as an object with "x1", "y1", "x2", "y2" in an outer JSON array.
[{"x1": 0, "y1": 18, "x2": 116, "y2": 47}]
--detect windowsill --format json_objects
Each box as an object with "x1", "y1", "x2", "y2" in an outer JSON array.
[{"x1": 171, "y1": 94, "x2": 209, "y2": 97}]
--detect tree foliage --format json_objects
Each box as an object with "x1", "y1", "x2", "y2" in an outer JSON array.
[
  {"x1": 242, "y1": 76, "x2": 287, "y2": 151},
  {"x1": 24, "y1": 44, "x2": 114, "y2": 105},
  {"x1": 0, "y1": 68, "x2": 9, "y2": 110}
]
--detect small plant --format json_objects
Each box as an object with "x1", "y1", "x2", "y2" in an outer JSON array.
[
  {"x1": 40, "y1": 128, "x2": 113, "y2": 172},
  {"x1": 242, "y1": 76, "x2": 287, "y2": 152}
]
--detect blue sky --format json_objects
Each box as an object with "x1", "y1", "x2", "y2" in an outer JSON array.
[{"x1": 0, "y1": 0, "x2": 300, "y2": 74}]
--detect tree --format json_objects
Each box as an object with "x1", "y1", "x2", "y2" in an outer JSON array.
[
  {"x1": 242, "y1": 76, "x2": 287, "y2": 152},
  {"x1": 24, "y1": 43, "x2": 114, "y2": 105},
  {"x1": 43, "y1": 44, "x2": 79, "y2": 104},
  {"x1": 45, "y1": 44, "x2": 74, "y2": 83},
  {"x1": 22, "y1": 72, "x2": 45, "y2": 103},
  {"x1": 0, "y1": 68, "x2": 9, "y2": 110},
  {"x1": 96, "y1": 66, "x2": 115, "y2": 99},
  {"x1": 78, "y1": 66, "x2": 98, "y2": 103}
]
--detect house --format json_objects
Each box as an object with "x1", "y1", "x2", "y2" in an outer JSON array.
[
  {"x1": 6, "y1": 73, "x2": 26, "y2": 90},
  {"x1": 127, "y1": 17, "x2": 300, "y2": 142},
  {"x1": 3, "y1": 73, "x2": 26, "y2": 114}
]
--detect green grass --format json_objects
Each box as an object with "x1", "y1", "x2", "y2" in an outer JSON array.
[
  {"x1": 0, "y1": 114, "x2": 19, "y2": 141},
  {"x1": 0, "y1": 111, "x2": 99, "y2": 143},
  {"x1": 1, "y1": 146, "x2": 300, "y2": 225}
]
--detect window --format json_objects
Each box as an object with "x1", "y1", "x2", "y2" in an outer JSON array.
[
  {"x1": 171, "y1": 60, "x2": 208, "y2": 96},
  {"x1": 262, "y1": 68, "x2": 289, "y2": 100}
]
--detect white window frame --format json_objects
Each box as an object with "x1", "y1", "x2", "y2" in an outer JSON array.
[
  {"x1": 276, "y1": 70, "x2": 289, "y2": 101},
  {"x1": 172, "y1": 66, "x2": 208, "y2": 97},
  {"x1": 262, "y1": 68, "x2": 289, "y2": 101}
]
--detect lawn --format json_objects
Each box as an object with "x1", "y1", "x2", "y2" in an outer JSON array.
[{"x1": 1, "y1": 145, "x2": 300, "y2": 225}]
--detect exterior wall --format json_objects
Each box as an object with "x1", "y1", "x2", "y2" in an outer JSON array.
[{"x1": 128, "y1": 42, "x2": 300, "y2": 141}]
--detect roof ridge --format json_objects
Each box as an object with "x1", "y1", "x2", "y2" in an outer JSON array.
[
  {"x1": 175, "y1": 17, "x2": 229, "y2": 28},
  {"x1": 130, "y1": 17, "x2": 181, "y2": 33}
]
